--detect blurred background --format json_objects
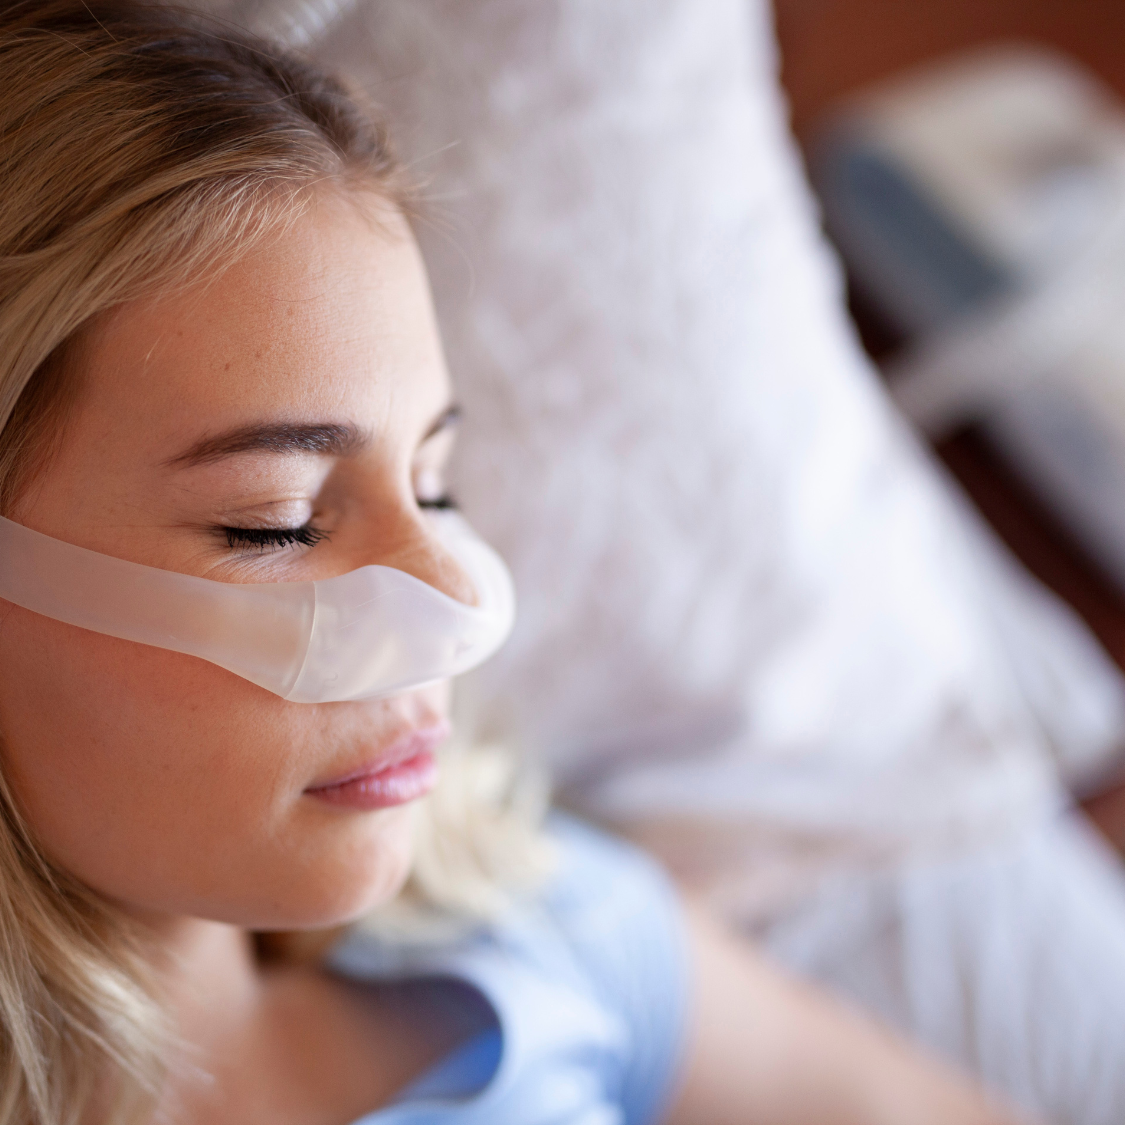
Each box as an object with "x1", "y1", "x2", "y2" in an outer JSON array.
[{"x1": 775, "y1": 0, "x2": 1125, "y2": 671}]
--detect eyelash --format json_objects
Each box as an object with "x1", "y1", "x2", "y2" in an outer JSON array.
[
  {"x1": 223, "y1": 525, "x2": 329, "y2": 551},
  {"x1": 221, "y1": 494, "x2": 458, "y2": 552}
]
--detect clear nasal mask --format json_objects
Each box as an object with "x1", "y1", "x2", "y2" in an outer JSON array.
[{"x1": 0, "y1": 512, "x2": 515, "y2": 702}]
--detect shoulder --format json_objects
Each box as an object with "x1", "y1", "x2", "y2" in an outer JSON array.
[
  {"x1": 540, "y1": 816, "x2": 691, "y2": 1125},
  {"x1": 539, "y1": 814, "x2": 689, "y2": 997},
  {"x1": 545, "y1": 812, "x2": 681, "y2": 910}
]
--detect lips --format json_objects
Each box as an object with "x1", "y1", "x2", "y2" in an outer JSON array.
[{"x1": 305, "y1": 723, "x2": 449, "y2": 811}]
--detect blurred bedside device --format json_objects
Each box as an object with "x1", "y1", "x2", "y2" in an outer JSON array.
[{"x1": 814, "y1": 46, "x2": 1125, "y2": 592}]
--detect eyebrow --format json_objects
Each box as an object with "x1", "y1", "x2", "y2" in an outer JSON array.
[
  {"x1": 167, "y1": 422, "x2": 367, "y2": 467},
  {"x1": 167, "y1": 404, "x2": 462, "y2": 469}
]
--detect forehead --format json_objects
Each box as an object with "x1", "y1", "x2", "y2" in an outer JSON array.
[{"x1": 76, "y1": 192, "x2": 449, "y2": 457}]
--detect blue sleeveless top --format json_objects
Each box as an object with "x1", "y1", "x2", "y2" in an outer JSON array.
[{"x1": 327, "y1": 817, "x2": 690, "y2": 1125}]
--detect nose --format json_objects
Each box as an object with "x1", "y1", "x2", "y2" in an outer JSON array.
[{"x1": 373, "y1": 514, "x2": 479, "y2": 608}]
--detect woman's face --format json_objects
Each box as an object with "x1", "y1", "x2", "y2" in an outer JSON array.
[{"x1": 0, "y1": 192, "x2": 469, "y2": 929}]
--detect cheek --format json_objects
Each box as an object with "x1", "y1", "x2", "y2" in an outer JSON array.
[{"x1": 0, "y1": 606, "x2": 422, "y2": 928}]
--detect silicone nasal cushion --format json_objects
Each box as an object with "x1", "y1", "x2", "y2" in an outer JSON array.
[{"x1": 0, "y1": 513, "x2": 515, "y2": 702}]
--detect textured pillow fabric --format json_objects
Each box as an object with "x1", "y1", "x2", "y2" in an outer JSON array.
[{"x1": 209, "y1": 0, "x2": 1125, "y2": 914}]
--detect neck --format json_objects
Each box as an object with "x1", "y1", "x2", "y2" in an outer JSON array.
[
  {"x1": 128, "y1": 913, "x2": 467, "y2": 1124},
  {"x1": 139, "y1": 916, "x2": 264, "y2": 1104},
  {"x1": 157, "y1": 917, "x2": 260, "y2": 1020}
]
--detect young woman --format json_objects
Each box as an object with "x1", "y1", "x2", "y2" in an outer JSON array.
[{"x1": 0, "y1": 2, "x2": 1025, "y2": 1122}]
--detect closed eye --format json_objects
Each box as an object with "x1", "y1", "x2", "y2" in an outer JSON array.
[
  {"x1": 222, "y1": 491, "x2": 457, "y2": 553},
  {"x1": 417, "y1": 494, "x2": 457, "y2": 511},
  {"x1": 222, "y1": 525, "x2": 329, "y2": 551}
]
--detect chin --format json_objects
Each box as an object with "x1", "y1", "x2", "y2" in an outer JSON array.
[{"x1": 261, "y1": 804, "x2": 419, "y2": 931}]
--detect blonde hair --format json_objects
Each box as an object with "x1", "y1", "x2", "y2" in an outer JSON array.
[{"x1": 0, "y1": 3, "x2": 547, "y2": 1121}]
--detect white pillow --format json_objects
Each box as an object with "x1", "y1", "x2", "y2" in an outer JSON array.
[{"x1": 305, "y1": 0, "x2": 1125, "y2": 915}]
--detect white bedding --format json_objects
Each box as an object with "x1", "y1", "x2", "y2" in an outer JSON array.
[{"x1": 764, "y1": 812, "x2": 1125, "y2": 1124}]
